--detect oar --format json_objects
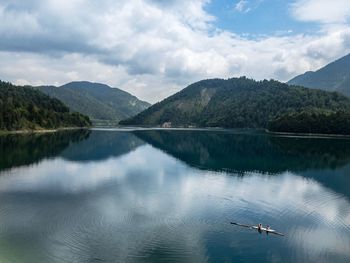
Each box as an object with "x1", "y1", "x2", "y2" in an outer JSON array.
[
  {"x1": 230, "y1": 222, "x2": 253, "y2": 228},
  {"x1": 269, "y1": 230, "x2": 285, "y2": 236}
]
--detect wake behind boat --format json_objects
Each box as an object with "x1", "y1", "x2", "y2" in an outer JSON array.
[{"x1": 230, "y1": 222, "x2": 285, "y2": 236}]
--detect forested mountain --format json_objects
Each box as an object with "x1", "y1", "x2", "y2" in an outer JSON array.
[
  {"x1": 36, "y1": 81, "x2": 150, "y2": 122},
  {"x1": 120, "y1": 77, "x2": 350, "y2": 128},
  {"x1": 288, "y1": 53, "x2": 350, "y2": 97},
  {"x1": 0, "y1": 81, "x2": 91, "y2": 131}
]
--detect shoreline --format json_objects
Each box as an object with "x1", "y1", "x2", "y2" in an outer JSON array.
[
  {"x1": 2, "y1": 126, "x2": 349, "y2": 139},
  {"x1": 0, "y1": 127, "x2": 89, "y2": 135},
  {"x1": 265, "y1": 129, "x2": 350, "y2": 139},
  {"x1": 113, "y1": 126, "x2": 350, "y2": 138}
]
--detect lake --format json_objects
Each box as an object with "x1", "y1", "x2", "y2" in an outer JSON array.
[{"x1": 0, "y1": 129, "x2": 349, "y2": 262}]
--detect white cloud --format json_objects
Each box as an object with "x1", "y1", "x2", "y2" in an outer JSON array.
[
  {"x1": 234, "y1": 0, "x2": 265, "y2": 14},
  {"x1": 0, "y1": 0, "x2": 349, "y2": 102},
  {"x1": 291, "y1": 0, "x2": 350, "y2": 24},
  {"x1": 235, "y1": 0, "x2": 251, "y2": 13}
]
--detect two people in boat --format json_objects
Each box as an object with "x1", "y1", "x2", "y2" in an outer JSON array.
[{"x1": 257, "y1": 223, "x2": 271, "y2": 233}]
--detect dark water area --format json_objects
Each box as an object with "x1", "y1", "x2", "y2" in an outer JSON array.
[{"x1": 0, "y1": 129, "x2": 349, "y2": 262}]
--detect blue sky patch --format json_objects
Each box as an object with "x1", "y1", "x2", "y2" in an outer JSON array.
[{"x1": 206, "y1": 0, "x2": 319, "y2": 36}]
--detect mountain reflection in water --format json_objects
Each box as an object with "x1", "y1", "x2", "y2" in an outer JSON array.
[
  {"x1": 134, "y1": 129, "x2": 350, "y2": 174},
  {"x1": 134, "y1": 129, "x2": 350, "y2": 198},
  {"x1": 0, "y1": 129, "x2": 90, "y2": 171},
  {"x1": 0, "y1": 129, "x2": 349, "y2": 262}
]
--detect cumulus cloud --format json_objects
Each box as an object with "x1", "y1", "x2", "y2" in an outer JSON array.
[
  {"x1": 291, "y1": 0, "x2": 350, "y2": 24},
  {"x1": 0, "y1": 0, "x2": 349, "y2": 102}
]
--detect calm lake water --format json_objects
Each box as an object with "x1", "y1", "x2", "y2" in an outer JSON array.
[{"x1": 0, "y1": 129, "x2": 350, "y2": 262}]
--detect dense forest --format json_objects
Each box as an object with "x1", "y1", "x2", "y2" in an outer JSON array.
[
  {"x1": 288, "y1": 53, "x2": 350, "y2": 97},
  {"x1": 0, "y1": 81, "x2": 91, "y2": 131},
  {"x1": 36, "y1": 81, "x2": 150, "y2": 121},
  {"x1": 268, "y1": 111, "x2": 350, "y2": 135},
  {"x1": 120, "y1": 77, "x2": 350, "y2": 129}
]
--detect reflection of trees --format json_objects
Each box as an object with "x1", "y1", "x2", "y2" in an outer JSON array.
[
  {"x1": 0, "y1": 129, "x2": 90, "y2": 171},
  {"x1": 0, "y1": 130, "x2": 145, "y2": 171},
  {"x1": 134, "y1": 130, "x2": 350, "y2": 174},
  {"x1": 134, "y1": 130, "x2": 350, "y2": 199},
  {"x1": 61, "y1": 131, "x2": 144, "y2": 162}
]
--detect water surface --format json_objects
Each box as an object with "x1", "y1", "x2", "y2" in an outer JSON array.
[{"x1": 0, "y1": 129, "x2": 349, "y2": 262}]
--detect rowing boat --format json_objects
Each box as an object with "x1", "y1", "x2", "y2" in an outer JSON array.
[{"x1": 230, "y1": 222, "x2": 285, "y2": 236}]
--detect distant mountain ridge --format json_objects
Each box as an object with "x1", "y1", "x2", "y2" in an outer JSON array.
[
  {"x1": 36, "y1": 81, "x2": 151, "y2": 122},
  {"x1": 288, "y1": 53, "x2": 350, "y2": 97},
  {"x1": 120, "y1": 77, "x2": 350, "y2": 128}
]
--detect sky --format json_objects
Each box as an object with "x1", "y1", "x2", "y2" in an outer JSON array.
[{"x1": 0, "y1": 0, "x2": 350, "y2": 103}]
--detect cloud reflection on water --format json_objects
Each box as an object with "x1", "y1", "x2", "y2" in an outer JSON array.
[{"x1": 0, "y1": 143, "x2": 349, "y2": 261}]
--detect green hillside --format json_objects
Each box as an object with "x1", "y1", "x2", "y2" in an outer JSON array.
[
  {"x1": 36, "y1": 81, "x2": 150, "y2": 122},
  {"x1": 0, "y1": 81, "x2": 91, "y2": 131},
  {"x1": 288, "y1": 53, "x2": 350, "y2": 97},
  {"x1": 120, "y1": 77, "x2": 350, "y2": 128}
]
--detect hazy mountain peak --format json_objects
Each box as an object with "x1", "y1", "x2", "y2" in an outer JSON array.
[
  {"x1": 288, "y1": 53, "x2": 350, "y2": 97},
  {"x1": 36, "y1": 81, "x2": 151, "y2": 121}
]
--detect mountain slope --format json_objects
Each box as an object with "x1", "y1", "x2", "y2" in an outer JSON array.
[
  {"x1": 37, "y1": 81, "x2": 150, "y2": 121},
  {"x1": 288, "y1": 53, "x2": 350, "y2": 97},
  {"x1": 120, "y1": 77, "x2": 350, "y2": 128},
  {"x1": 0, "y1": 81, "x2": 91, "y2": 131}
]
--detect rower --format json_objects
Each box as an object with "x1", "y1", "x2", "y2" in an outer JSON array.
[{"x1": 230, "y1": 222, "x2": 285, "y2": 236}]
